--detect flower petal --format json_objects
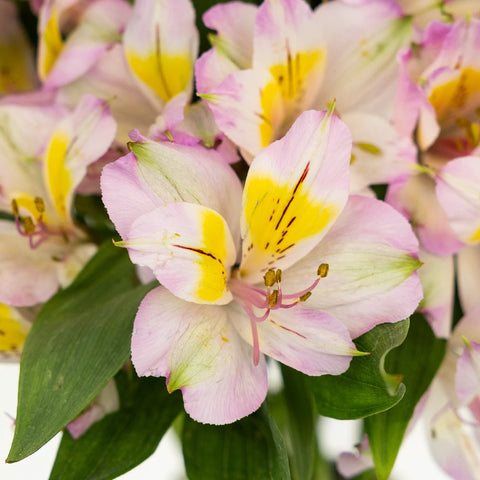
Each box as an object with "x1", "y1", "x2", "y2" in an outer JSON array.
[
  {"x1": 43, "y1": 95, "x2": 116, "y2": 221},
  {"x1": 203, "y1": 1, "x2": 257, "y2": 69},
  {"x1": 0, "y1": 302, "x2": 29, "y2": 361},
  {"x1": 123, "y1": 0, "x2": 198, "y2": 109},
  {"x1": 416, "y1": 248, "x2": 454, "y2": 338},
  {"x1": 281, "y1": 195, "x2": 422, "y2": 338},
  {"x1": 131, "y1": 286, "x2": 268, "y2": 424},
  {"x1": 386, "y1": 173, "x2": 464, "y2": 255},
  {"x1": 457, "y1": 244, "x2": 480, "y2": 314},
  {"x1": 41, "y1": 0, "x2": 131, "y2": 87},
  {"x1": 239, "y1": 108, "x2": 351, "y2": 282},
  {"x1": 229, "y1": 302, "x2": 356, "y2": 376},
  {"x1": 436, "y1": 155, "x2": 480, "y2": 245},
  {"x1": 314, "y1": 0, "x2": 411, "y2": 116},
  {"x1": 122, "y1": 203, "x2": 236, "y2": 305}
]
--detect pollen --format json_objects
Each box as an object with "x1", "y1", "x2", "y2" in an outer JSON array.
[
  {"x1": 34, "y1": 197, "x2": 45, "y2": 213},
  {"x1": 264, "y1": 269, "x2": 276, "y2": 287},
  {"x1": 11, "y1": 199, "x2": 19, "y2": 216},
  {"x1": 318, "y1": 263, "x2": 329, "y2": 278},
  {"x1": 22, "y1": 217, "x2": 35, "y2": 235},
  {"x1": 299, "y1": 292, "x2": 312, "y2": 302},
  {"x1": 268, "y1": 289, "x2": 279, "y2": 307}
]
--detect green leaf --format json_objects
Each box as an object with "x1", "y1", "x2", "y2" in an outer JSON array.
[
  {"x1": 7, "y1": 241, "x2": 154, "y2": 462},
  {"x1": 307, "y1": 320, "x2": 410, "y2": 419},
  {"x1": 183, "y1": 406, "x2": 291, "y2": 480},
  {"x1": 49, "y1": 371, "x2": 183, "y2": 480},
  {"x1": 281, "y1": 365, "x2": 318, "y2": 480},
  {"x1": 365, "y1": 313, "x2": 446, "y2": 480}
]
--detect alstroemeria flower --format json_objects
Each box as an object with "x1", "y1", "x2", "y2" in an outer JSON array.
[
  {"x1": 57, "y1": 0, "x2": 199, "y2": 144},
  {"x1": 425, "y1": 301, "x2": 480, "y2": 479},
  {"x1": 102, "y1": 108, "x2": 422, "y2": 424},
  {"x1": 395, "y1": 18, "x2": 480, "y2": 168},
  {"x1": 0, "y1": 94, "x2": 116, "y2": 306},
  {"x1": 197, "y1": 0, "x2": 416, "y2": 191}
]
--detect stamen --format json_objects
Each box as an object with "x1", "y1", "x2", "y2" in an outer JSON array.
[
  {"x1": 231, "y1": 262, "x2": 330, "y2": 365},
  {"x1": 22, "y1": 217, "x2": 35, "y2": 235},
  {"x1": 268, "y1": 289, "x2": 279, "y2": 307},
  {"x1": 299, "y1": 292, "x2": 312, "y2": 302},
  {"x1": 263, "y1": 269, "x2": 276, "y2": 287},
  {"x1": 11, "y1": 199, "x2": 19, "y2": 216},
  {"x1": 34, "y1": 197, "x2": 45, "y2": 213},
  {"x1": 318, "y1": 263, "x2": 329, "y2": 278}
]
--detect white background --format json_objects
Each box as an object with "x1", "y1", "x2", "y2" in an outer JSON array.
[{"x1": 0, "y1": 362, "x2": 451, "y2": 480}]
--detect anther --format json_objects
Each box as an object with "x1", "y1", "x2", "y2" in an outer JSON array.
[
  {"x1": 11, "y1": 199, "x2": 19, "y2": 216},
  {"x1": 318, "y1": 263, "x2": 329, "y2": 278},
  {"x1": 299, "y1": 292, "x2": 312, "y2": 302},
  {"x1": 22, "y1": 217, "x2": 35, "y2": 235},
  {"x1": 34, "y1": 197, "x2": 45, "y2": 213},
  {"x1": 275, "y1": 269, "x2": 282, "y2": 283},
  {"x1": 264, "y1": 269, "x2": 276, "y2": 287},
  {"x1": 268, "y1": 289, "x2": 279, "y2": 307}
]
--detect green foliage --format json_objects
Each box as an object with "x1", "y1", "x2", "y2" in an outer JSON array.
[
  {"x1": 365, "y1": 313, "x2": 446, "y2": 480},
  {"x1": 49, "y1": 371, "x2": 183, "y2": 480},
  {"x1": 7, "y1": 242, "x2": 154, "y2": 462},
  {"x1": 307, "y1": 320, "x2": 410, "y2": 419},
  {"x1": 183, "y1": 406, "x2": 291, "y2": 480}
]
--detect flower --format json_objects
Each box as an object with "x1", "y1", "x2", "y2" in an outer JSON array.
[
  {"x1": 0, "y1": 94, "x2": 116, "y2": 306},
  {"x1": 101, "y1": 108, "x2": 422, "y2": 424}
]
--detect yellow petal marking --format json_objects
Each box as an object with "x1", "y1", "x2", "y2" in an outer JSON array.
[
  {"x1": 241, "y1": 170, "x2": 339, "y2": 274},
  {"x1": 0, "y1": 304, "x2": 28, "y2": 355},
  {"x1": 258, "y1": 49, "x2": 326, "y2": 148},
  {"x1": 428, "y1": 67, "x2": 480, "y2": 125},
  {"x1": 38, "y1": 7, "x2": 64, "y2": 81},
  {"x1": 126, "y1": 51, "x2": 192, "y2": 102},
  {"x1": 172, "y1": 209, "x2": 230, "y2": 303},
  {"x1": 44, "y1": 130, "x2": 72, "y2": 219},
  {"x1": 469, "y1": 224, "x2": 480, "y2": 243}
]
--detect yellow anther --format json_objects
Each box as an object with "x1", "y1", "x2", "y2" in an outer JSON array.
[
  {"x1": 34, "y1": 197, "x2": 45, "y2": 213},
  {"x1": 268, "y1": 289, "x2": 279, "y2": 307},
  {"x1": 356, "y1": 142, "x2": 382, "y2": 155},
  {"x1": 318, "y1": 263, "x2": 329, "y2": 278},
  {"x1": 22, "y1": 217, "x2": 35, "y2": 235},
  {"x1": 11, "y1": 199, "x2": 19, "y2": 216},
  {"x1": 275, "y1": 269, "x2": 282, "y2": 283},
  {"x1": 299, "y1": 292, "x2": 312, "y2": 302},
  {"x1": 264, "y1": 269, "x2": 276, "y2": 287}
]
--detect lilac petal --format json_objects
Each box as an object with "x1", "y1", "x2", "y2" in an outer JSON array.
[{"x1": 131, "y1": 287, "x2": 268, "y2": 424}]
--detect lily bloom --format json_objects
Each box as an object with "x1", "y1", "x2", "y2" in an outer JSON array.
[
  {"x1": 101, "y1": 108, "x2": 422, "y2": 424},
  {"x1": 0, "y1": 94, "x2": 116, "y2": 306}
]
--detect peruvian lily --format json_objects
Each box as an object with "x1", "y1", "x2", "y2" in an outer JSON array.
[
  {"x1": 0, "y1": 94, "x2": 116, "y2": 306},
  {"x1": 101, "y1": 108, "x2": 422, "y2": 424},
  {"x1": 196, "y1": 0, "x2": 416, "y2": 191},
  {"x1": 57, "y1": 0, "x2": 199, "y2": 144},
  {"x1": 424, "y1": 301, "x2": 480, "y2": 479}
]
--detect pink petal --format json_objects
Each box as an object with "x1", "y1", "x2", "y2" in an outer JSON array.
[
  {"x1": 132, "y1": 287, "x2": 268, "y2": 424},
  {"x1": 229, "y1": 302, "x2": 356, "y2": 376},
  {"x1": 239, "y1": 109, "x2": 351, "y2": 282}
]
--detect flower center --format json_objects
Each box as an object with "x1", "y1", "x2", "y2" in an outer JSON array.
[
  {"x1": 11, "y1": 195, "x2": 65, "y2": 249},
  {"x1": 230, "y1": 263, "x2": 329, "y2": 366}
]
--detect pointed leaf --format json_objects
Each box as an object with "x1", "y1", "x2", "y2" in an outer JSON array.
[
  {"x1": 183, "y1": 406, "x2": 291, "y2": 480},
  {"x1": 49, "y1": 372, "x2": 183, "y2": 480},
  {"x1": 281, "y1": 365, "x2": 318, "y2": 480},
  {"x1": 7, "y1": 241, "x2": 154, "y2": 462},
  {"x1": 364, "y1": 313, "x2": 446, "y2": 480},
  {"x1": 306, "y1": 320, "x2": 410, "y2": 419}
]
